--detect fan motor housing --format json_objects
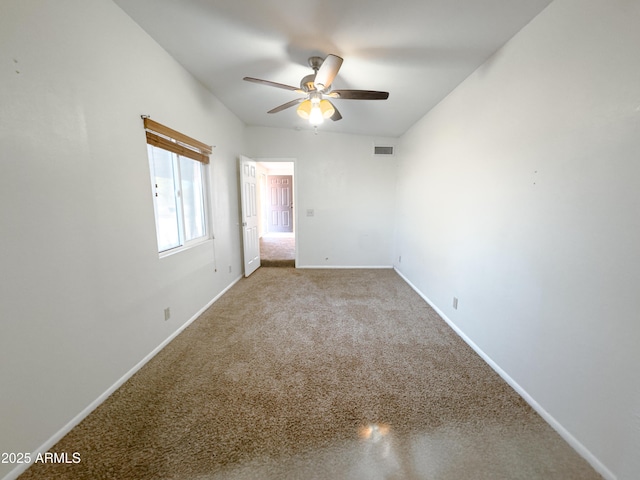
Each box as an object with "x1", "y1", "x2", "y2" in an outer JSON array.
[{"x1": 300, "y1": 74, "x2": 316, "y2": 92}]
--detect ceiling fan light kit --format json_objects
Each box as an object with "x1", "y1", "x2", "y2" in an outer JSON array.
[
  {"x1": 243, "y1": 54, "x2": 389, "y2": 127},
  {"x1": 297, "y1": 97, "x2": 335, "y2": 125}
]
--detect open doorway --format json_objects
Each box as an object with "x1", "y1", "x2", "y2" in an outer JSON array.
[{"x1": 256, "y1": 159, "x2": 296, "y2": 267}]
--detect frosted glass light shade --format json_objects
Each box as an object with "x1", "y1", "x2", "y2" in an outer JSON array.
[
  {"x1": 297, "y1": 100, "x2": 312, "y2": 119},
  {"x1": 319, "y1": 99, "x2": 335, "y2": 119}
]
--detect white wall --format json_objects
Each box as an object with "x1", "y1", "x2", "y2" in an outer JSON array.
[
  {"x1": 393, "y1": 0, "x2": 640, "y2": 478},
  {"x1": 0, "y1": 1, "x2": 245, "y2": 477},
  {"x1": 4, "y1": 0, "x2": 637, "y2": 478},
  {"x1": 246, "y1": 127, "x2": 397, "y2": 268}
]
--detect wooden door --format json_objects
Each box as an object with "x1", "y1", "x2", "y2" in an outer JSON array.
[
  {"x1": 239, "y1": 156, "x2": 260, "y2": 276},
  {"x1": 268, "y1": 175, "x2": 293, "y2": 233}
]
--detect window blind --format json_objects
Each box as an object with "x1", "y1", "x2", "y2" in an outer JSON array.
[{"x1": 143, "y1": 118, "x2": 212, "y2": 164}]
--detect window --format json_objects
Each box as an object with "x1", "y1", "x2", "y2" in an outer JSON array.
[{"x1": 143, "y1": 118, "x2": 212, "y2": 254}]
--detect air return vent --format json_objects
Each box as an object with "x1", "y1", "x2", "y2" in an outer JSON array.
[{"x1": 374, "y1": 145, "x2": 394, "y2": 156}]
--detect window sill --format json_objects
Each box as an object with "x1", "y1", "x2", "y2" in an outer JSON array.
[{"x1": 158, "y1": 237, "x2": 212, "y2": 259}]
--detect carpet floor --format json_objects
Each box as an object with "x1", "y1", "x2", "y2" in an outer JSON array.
[
  {"x1": 260, "y1": 235, "x2": 295, "y2": 267},
  {"x1": 19, "y1": 269, "x2": 602, "y2": 479}
]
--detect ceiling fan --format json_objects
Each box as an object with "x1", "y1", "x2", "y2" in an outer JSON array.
[{"x1": 243, "y1": 54, "x2": 389, "y2": 125}]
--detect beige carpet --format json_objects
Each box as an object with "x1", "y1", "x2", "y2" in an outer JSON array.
[
  {"x1": 20, "y1": 269, "x2": 601, "y2": 479},
  {"x1": 259, "y1": 236, "x2": 295, "y2": 267}
]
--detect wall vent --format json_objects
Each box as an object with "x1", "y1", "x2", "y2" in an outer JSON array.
[{"x1": 374, "y1": 145, "x2": 394, "y2": 156}]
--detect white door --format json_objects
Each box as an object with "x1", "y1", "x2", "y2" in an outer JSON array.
[
  {"x1": 240, "y1": 155, "x2": 260, "y2": 276},
  {"x1": 268, "y1": 175, "x2": 293, "y2": 233}
]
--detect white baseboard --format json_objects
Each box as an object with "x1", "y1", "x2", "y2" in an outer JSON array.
[
  {"x1": 3, "y1": 275, "x2": 243, "y2": 480},
  {"x1": 297, "y1": 265, "x2": 394, "y2": 269},
  {"x1": 393, "y1": 267, "x2": 617, "y2": 480}
]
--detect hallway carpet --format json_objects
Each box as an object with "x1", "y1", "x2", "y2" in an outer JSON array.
[
  {"x1": 260, "y1": 235, "x2": 295, "y2": 267},
  {"x1": 19, "y1": 269, "x2": 602, "y2": 479}
]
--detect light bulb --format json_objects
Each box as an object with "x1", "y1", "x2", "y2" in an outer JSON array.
[{"x1": 309, "y1": 105, "x2": 324, "y2": 125}]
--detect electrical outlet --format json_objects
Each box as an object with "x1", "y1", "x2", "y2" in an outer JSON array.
[
  {"x1": 164, "y1": 307, "x2": 171, "y2": 321},
  {"x1": 452, "y1": 297, "x2": 458, "y2": 310},
  {"x1": 398, "y1": 255, "x2": 402, "y2": 263},
  {"x1": 306, "y1": 209, "x2": 314, "y2": 217},
  {"x1": 228, "y1": 265, "x2": 232, "y2": 273}
]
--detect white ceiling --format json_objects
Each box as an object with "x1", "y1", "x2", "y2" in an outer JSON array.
[{"x1": 113, "y1": 0, "x2": 553, "y2": 138}]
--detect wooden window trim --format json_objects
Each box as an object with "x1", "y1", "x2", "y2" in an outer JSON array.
[{"x1": 144, "y1": 118, "x2": 212, "y2": 164}]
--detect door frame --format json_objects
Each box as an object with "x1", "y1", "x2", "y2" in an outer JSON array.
[{"x1": 255, "y1": 157, "x2": 297, "y2": 267}]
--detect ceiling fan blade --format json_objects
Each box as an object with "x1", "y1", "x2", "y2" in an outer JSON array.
[
  {"x1": 314, "y1": 54, "x2": 343, "y2": 90},
  {"x1": 244, "y1": 77, "x2": 303, "y2": 93},
  {"x1": 330, "y1": 90, "x2": 389, "y2": 100},
  {"x1": 330, "y1": 103, "x2": 342, "y2": 121},
  {"x1": 267, "y1": 98, "x2": 304, "y2": 114}
]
